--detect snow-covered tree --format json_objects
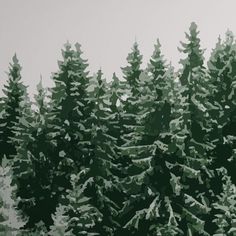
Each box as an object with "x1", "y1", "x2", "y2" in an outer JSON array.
[
  {"x1": 0, "y1": 157, "x2": 26, "y2": 235},
  {"x1": 0, "y1": 55, "x2": 27, "y2": 161}
]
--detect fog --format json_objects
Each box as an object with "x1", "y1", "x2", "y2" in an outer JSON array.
[{"x1": 1, "y1": 0, "x2": 236, "y2": 95}]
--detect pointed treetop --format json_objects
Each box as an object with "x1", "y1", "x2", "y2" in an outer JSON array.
[
  {"x1": 132, "y1": 41, "x2": 139, "y2": 52},
  {"x1": 179, "y1": 22, "x2": 202, "y2": 52},
  {"x1": 75, "y1": 42, "x2": 83, "y2": 55},
  {"x1": 121, "y1": 41, "x2": 143, "y2": 94},
  {"x1": 64, "y1": 41, "x2": 72, "y2": 51},
  {"x1": 124, "y1": 41, "x2": 143, "y2": 64},
  {"x1": 36, "y1": 75, "x2": 43, "y2": 92},
  {"x1": 12, "y1": 53, "x2": 19, "y2": 65},
  {"x1": 225, "y1": 30, "x2": 234, "y2": 45},
  {"x1": 189, "y1": 22, "x2": 198, "y2": 34},
  {"x1": 151, "y1": 39, "x2": 162, "y2": 59},
  {"x1": 97, "y1": 68, "x2": 103, "y2": 85},
  {"x1": 112, "y1": 72, "x2": 119, "y2": 83},
  {"x1": 147, "y1": 38, "x2": 166, "y2": 79},
  {"x1": 154, "y1": 38, "x2": 161, "y2": 49},
  {"x1": 178, "y1": 22, "x2": 205, "y2": 86},
  {"x1": 10, "y1": 54, "x2": 22, "y2": 72},
  {"x1": 62, "y1": 41, "x2": 73, "y2": 59}
]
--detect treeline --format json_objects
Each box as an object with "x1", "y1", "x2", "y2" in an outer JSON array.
[{"x1": 0, "y1": 22, "x2": 236, "y2": 235}]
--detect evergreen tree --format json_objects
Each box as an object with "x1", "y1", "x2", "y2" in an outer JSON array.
[
  {"x1": 212, "y1": 172, "x2": 236, "y2": 235},
  {"x1": 34, "y1": 78, "x2": 49, "y2": 118},
  {"x1": 0, "y1": 157, "x2": 26, "y2": 235},
  {"x1": 119, "y1": 23, "x2": 217, "y2": 235},
  {"x1": 118, "y1": 40, "x2": 177, "y2": 235},
  {"x1": 49, "y1": 204, "x2": 71, "y2": 236},
  {"x1": 0, "y1": 55, "x2": 26, "y2": 161},
  {"x1": 207, "y1": 32, "x2": 236, "y2": 184},
  {"x1": 119, "y1": 67, "x2": 181, "y2": 235},
  {"x1": 178, "y1": 22, "x2": 204, "y2": 86},
  {"x1": 121, "y1": 41, "x2": 143, "y2": 96},
  {"x1": 47, "y1": 41, "x2": 93, "y2": 174},
  {"x1": 147, "y1": 39, "x2": 166, "y2": 93},
  {"x1": 107, "y1": 73, "x2": 132, "y2": 181},
  {"x1": 119, "y1": 42, "x2": 144, "y2": 152},
  {"x1": 176, "y1": 22, "x2": 221, "y2": 234},
  {"x1": 14, "y1": 43, "x2": 94, "y2": 229},
  {"x1": 13, "y1": 79, "x2": 52, "y2": 229},
  {"x1": 51, "y1": 70, "x2": 122, "y2": 235}
]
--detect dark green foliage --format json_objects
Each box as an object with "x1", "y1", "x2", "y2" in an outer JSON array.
[
  {"x1": 1, "y1": 22, "x2": 236, "y2": 236},
  {"x1": 50, "y1": 70, "x2": 122, "y2": 235},
  {"x1": 121, "y1": 42, "x2": 143, "y2": 96},
  {"x1": 147, "y1": 39, "x2": 166, "y2": 86},
  {"x1": 13, "y1": 79, "x2": 53, "y2": 229},
  {"x1": 179, "y1": 22, "x2": 204, "y2": 86},
  {"x1": 0, "y1": 55, "x2": 27, "y2": 161},
  {"x1": 212, "y1": 172, "x2": 236, "y2": 235},
  {"x1": 14, "y1": 43, "x2": 95, "y2": 229},
  {"x1": 208, "y1": 32, "x2": 236, "y2": 184},
  {"x1": 48, "y1": 42, "x2": 92, "y2": 170}
]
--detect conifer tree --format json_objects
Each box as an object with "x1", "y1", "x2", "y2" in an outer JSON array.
[
  {"x1": 51, "y1": 70, "x2": 122, "y2": 235},
  {"x1": 147, "y1": 39, "x2": 166, "y2": 93},
  {"x1": 14, "y1": 43, "x2": 94, "y2": 229},
  {"x1": 47, "y1": 42, "x2": 93, "y2": 174},
  {"x1": 175, "y1": 22, "x2": 220, "y2": 234},
  {"x1": 212, "y1": 172, "x2": 236, "y2": 235},
  {"x1": 107, "y1": 73, "x2": 131, "y2": 181},
  {"x1": 13, "y1": 79, "x2": 53, "y2": 229},
  {"x1": 0, "y1": 157, "x2": 26, "y2": 235},
  {"x1": 0, "y1": 55, "x2": 26, "y2": 161},
  {"x1": 48, "y1": 204, "x2": 71, "y2": 236},
  {"x1": 121, "y1": 41, "x2": 143, "y2": 96},
  {"x1": 119, "y1": 42, "x2": 144, "y2": 151},
  {"x1": 119, "y1": 62, "x2": 183, "y2": 235},
  {"x1": 118, "y1": 41, "x2": 178, "y2": 235},
  {"x1": 207, "y1": 32, "x2": 236, "y2": 184},
  {"x1": 119, "y1": 23, "x2": 217, "y2": 235}
]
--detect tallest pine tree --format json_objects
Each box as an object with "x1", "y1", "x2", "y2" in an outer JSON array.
[{"x1": 176, "y1": 22, "x2": 222, "y2": 234}]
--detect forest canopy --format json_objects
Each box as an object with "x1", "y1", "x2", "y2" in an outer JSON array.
[{"x1": 0, "y1": 22, "x2": 236, "y2": 235}]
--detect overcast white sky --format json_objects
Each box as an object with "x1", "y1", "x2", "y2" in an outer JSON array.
[{"x1": 1, "y1": 0, "x2": 236, "y2": 96}]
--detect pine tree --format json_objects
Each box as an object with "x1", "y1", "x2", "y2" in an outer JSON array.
[
  {"x1": 118, "y1": 40, "x2": 178, "y2": 235},
  {"x1": 121, "y1": 41, "x2": 143, "y2": 96},
  {"x1": 207, "y1": 31, "x2": 236, "y2": 184},
  {"x1": 176, "y1": 22, "x2": 220, "y2": 234},
  {"x1": 107, "y1": 73, "x2": 132, "y2": 181},
  {"x1": 119, "y1": 62, "x2": 183, "y2": 235},
  {"x1": 0, "y1": 157, "x2": 26, "y2": 235},
  {"x1": 50, "y1": 173, "x2": 102, "y2": 236},
  {"x1": 51, "y1": 70, "x2": 122, "y2": 235},
  {"x1": 13, "y1": 79, "x2": 53, "y2": 229},
  {"x1": 34, "y1": 78, "x2": 48, "y2": 118},
  {"x1": 212, "y1": 172, "x2": 236, "y2": 235},
  {"x1": 119, "y1": 23, "x2": 218, "y2": 235},
  {"x1": 147, "y1": 39, "x2": 166, "y2": 92},
  {"x1": 84, "y1": 70, "x2": 121, "y2": 235},
  {"x1": 178, "y1": 22, "x2": 204, "y2": 86},
  {"x1": 14, "y1": 43, "x2": 94, "y2": 229},
  {"x1": 119, "y1": 42, "x2": 144, "y2": 152},
  {"x1": 49, "y1": 204, "x2": 71, "y2": 236},
  {"x1": 47, "y1": 41, "x2": 93, "y2": 174},
  {"x1": 0, "y1": 55, "x2": 26, "y2": 161}
]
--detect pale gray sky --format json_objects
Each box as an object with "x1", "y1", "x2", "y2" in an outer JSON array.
[{"x1": 1, "y1": 0, "x2": 236, "y2": 96}]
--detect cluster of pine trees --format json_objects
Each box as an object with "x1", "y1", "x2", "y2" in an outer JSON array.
[{"x1": 1, "y1": 22, "x2": 236, "y2": 235}]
